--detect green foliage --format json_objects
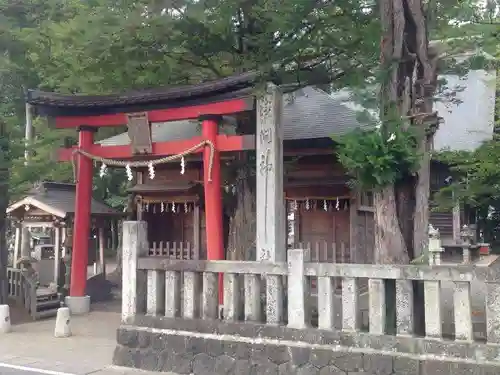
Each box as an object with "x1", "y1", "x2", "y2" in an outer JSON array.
[
  {"x1": 334, "y1": 118, "x2": 421, "y2": 190},
  {"x1": 0, "y1": 0, "x2": 494, "y2": 205}
]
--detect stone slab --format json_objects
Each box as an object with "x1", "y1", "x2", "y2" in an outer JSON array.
[
  {"x1": 65, "y1": 296, "x2": 91, "y2": 315},
  {"x1": 113, "y1": 325, "x2": 500, "y2": 375}
]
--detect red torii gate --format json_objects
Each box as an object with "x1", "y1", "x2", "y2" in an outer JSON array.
[{"x1": 26, "y1": 73, "x2": 257, "y2": 311}]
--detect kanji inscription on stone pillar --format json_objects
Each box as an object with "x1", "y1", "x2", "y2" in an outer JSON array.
[{"x1": 256, "y1": 84, "x2": 286, "y2": 262}]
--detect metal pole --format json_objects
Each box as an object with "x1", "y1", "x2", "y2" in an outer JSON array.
[{"x1": 24, "y1": 103, "x2": 32, "y2": 164}]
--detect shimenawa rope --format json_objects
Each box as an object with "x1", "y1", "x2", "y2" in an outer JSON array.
[{"x1": 71, "y1": 140, "x2": 215, "y2": 182}]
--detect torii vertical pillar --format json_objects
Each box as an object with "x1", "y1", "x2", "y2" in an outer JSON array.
[
  {"x1": 66, "y1": 126, "x2": 95, "y2": 315},
  {"x1": 201, "y1": 115, "x2": 224, "y2": 308}
]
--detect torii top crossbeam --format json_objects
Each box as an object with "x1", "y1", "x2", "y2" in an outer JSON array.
[{"x1": 26, "y1": 72, "x2": 261, "y2": 308}]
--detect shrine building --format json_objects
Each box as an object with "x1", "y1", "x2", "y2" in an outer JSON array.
[{"x1": 25, "y1": 72, "x2": 460, "y2": 314}]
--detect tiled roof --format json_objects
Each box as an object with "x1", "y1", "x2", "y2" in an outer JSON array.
[
  {"x1": 27, "y1": 72, "x2": 258, "y2": 108},
  {"x1": 7, "y1": 182, "x2": 119, "y2": 218},
  {"x1": 26, "y1": 72, "x2": 260, "y2": 117},
  {"x1": 99, "y1": 86, "x2": 367, "y2": 146}
]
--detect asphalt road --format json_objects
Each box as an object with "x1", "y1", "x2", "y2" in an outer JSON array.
[
  {"x1": 0, "y1": 370, "x2": 47, "y2": 375},
  {"x1": 0, "y1": 364, "x2": 74, "y2": 375}
]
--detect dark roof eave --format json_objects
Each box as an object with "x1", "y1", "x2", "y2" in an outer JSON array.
[{"x1": 26, "y1": 72, "x2": 262, "y2": 117}]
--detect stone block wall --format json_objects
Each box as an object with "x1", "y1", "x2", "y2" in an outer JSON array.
[{"x1": 113, "y1": 318, "x2": 500, "y2": 375}]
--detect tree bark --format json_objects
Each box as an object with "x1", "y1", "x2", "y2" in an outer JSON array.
[
  {"x1": 108, "y1": 180, "x2": 136, "y2": 287},
  {"x1": 226, "y1": 165, "x2": 256, "y2": 261},
  {"x1": 376, "y1": 0, "x2": 437, "y2": 263},
  {"x1": 374, "y1": 186, "x2": 410, "y2": 264}
]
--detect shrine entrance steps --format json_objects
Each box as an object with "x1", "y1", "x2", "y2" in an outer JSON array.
[{"x1": 7, "y1": 267, "x2": 60, "y2": 321}]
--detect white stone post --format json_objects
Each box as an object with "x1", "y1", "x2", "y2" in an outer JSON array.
[
  {"x1": 256, "y1": 84, "x2": 285, "y2": 263},
  {"x1": 53, "y1": 225, "x2": 60, "y2": 284},
  {"x1": 98, "y1": 226, "x2": 106, "y2": 275},
  {"x1": 122, "y1": 221, "x2": 148, "y2": 323},
  {"x1": 20, "y1": 225, "x2": 30, "y2": 258},
  {"x1": 0, "y1": 305, "x2": 11, "y2": 333},
  {"x1": 486, "y1": 282, "x2": 500, "y2": 343},
  {"x1": 287, "y1": 248, "x2": 310, "y2": 328},
  {"x1": 13, "y1": 225, "x2": 21, "y2": 268},
  {"x1": 428, "y1": 224, "x2": 443, "y2": 265},
  {"x1": 61, "y1": 226, "x2": 67, "y2": 257},
  {"x1": 54, "y1": 307, "x2": 71, "y2": 338},
  {"x1": 368, "y1": 278, "x2": 386, "y2": 335}
]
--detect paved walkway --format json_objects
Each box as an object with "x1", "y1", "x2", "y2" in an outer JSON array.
[{"x1": 0, "y1": 303, "x2": 173, "y2": 375}]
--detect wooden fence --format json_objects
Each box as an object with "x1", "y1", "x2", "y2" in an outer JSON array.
[{"x1": 148, "y1": 241, "x2": 196, "y2": 259}]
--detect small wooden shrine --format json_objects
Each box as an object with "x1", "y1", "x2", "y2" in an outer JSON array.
[{"x1": 7, "y1": 182, "x2": 120, "y2": 285}]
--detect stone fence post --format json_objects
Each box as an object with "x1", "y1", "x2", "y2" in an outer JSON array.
[
  {"x1": 287, "y1": 248, "x2": 310, "y2": 329},
  {"x1": 122, "y1": 221, "x2": 148, "y2": 323}
]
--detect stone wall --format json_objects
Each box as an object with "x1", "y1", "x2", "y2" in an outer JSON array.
[
  {"x1": 113, "y1": 320, "x2": 500, "y2": 375},
  {"x1": 117, "y1": 221, "x2": 500, "y2": 375}
]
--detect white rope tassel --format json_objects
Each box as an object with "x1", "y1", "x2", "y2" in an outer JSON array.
[
  {"x1": 184, "y1": 202, "x2": 188, "y2": 213},
  {"x1": 161, "y1": 202, "x2": 165, "y2": 212},
  {"x1": 305, "y1": 199, "x2": 310, "y2": 211},
  {"x1": 148, "y1": 162, "x2": 155, "y2": 179},
  {"x1": 125, "y1": 164, "x2": 133, "y2": 181},
  {"x1": 323, "y1": 199, "x2": 328, "y2": 211},
  {"x1": 172, "y1": 203, "x2": 176, "y2": 213},
  {"x1": 99, "y1": 163, "x2": 107, "y2": 178},
  {"x1": 335, "y1": 197, "x2": 340, "y2": 210},
  {"x1": 180, "y1": 156, "x2": 185, "y2": 175}
]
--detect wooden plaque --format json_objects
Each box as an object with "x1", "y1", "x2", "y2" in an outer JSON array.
[{"x1": 127, "y1": 112, "x2": 152, "y2": 155}]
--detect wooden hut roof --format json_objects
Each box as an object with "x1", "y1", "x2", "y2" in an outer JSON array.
[{"x1": 7, "y1": 182, "x2": 120, "y2": 218}]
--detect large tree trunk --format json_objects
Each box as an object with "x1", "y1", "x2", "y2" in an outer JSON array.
[
  {"x1": 377, "y1": 0, "x2": 437, "y2": 336},
  {"x1": 0, "y1": 120, "x2": 10, "y2": 304},
  {"x1": 376, "y1": 0, "x2": 437, "y2": 263},
  {"x1": 107, "y1": 182, "x2": 136, "y2": 287},
  {"x1": 374, "y1": 186, "x2": 410, "y2": 264},
  {"x1": 226, "y1": 165, "x2": 256, "y2": 261}
]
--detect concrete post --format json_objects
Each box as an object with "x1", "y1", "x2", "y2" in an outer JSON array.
[
  {"x1": 20, "y1": 226, "x2": 30, "y2": 258},
  {"x1": 13, "y1": 225, "x2": 21, "y2": 268},
  {"x1": 223, "y1": 273, "x2": 240, "y2": 321},
  {"x1": 256, "y1": 84, "x2": 285, "y2": 263},
  {"x1": 453, "y1": 281, "x2": 473, "y2": 341},
  {"x1": 122, "y1": 221, "x2": 148, "y2": 323},
  {"x1": 165, "y1": 271, "x2": 181, "y2": 318},
  {"x1": 53, "y1": 225, "x2": 60, "y2": 284},
  {"x1": 486, "y1": 282, "x2": 500, "y2": 343},
  {"x1": 287, "y1": 249, "x2": 310, "y2": 329},
  {"x1": 424, "y1": 280, "x2": 442, "y2": 338},
  {"x1": 54, "y1": 307, "x2": 71, "y2": 338},
  {"x1": 317, "y1": 275, "x2": 335, "y2": 330},
  {"x1": 342, "y1": 278, "x2": 360, "y2": 332},
  {"x1": 0, "y1": 305, "x2": 11, "y2": 333},
  {"x1": 202, "y1": 272, "x2": 218, "y2": 319},
  {"x1": 368, "y1": 278, "x2": 386, "y2": 334},
  {"x1": 244, "y1": 274, "x2": 261, "y2": 322},
  {"x1": 183, "y1": 272, "x2": 200, "y2": 319},
  {"x1": 146, "y1": 269, "x2": 165, "y2": 316},
  {"x1": 395, "y1": 280, "x2": 414, "y2": 336}
]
